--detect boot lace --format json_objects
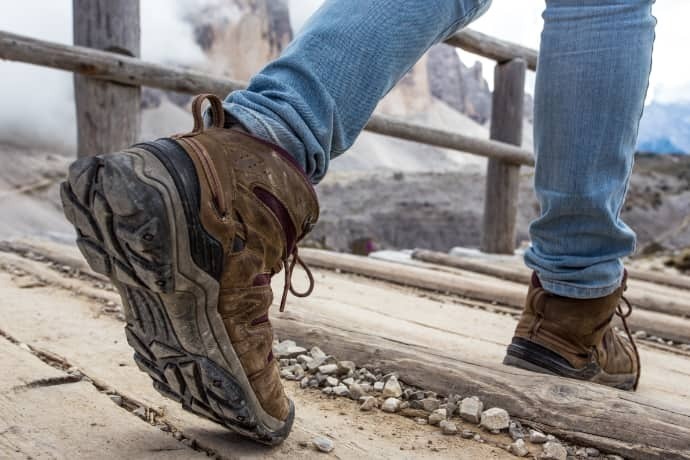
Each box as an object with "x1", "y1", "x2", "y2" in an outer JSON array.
[
  {"x1": 279, "y1": 246, "x2": 314, "y2": 312},
  {"x1": 616, "y1": 295, "x2": 641, "y2": 390}
]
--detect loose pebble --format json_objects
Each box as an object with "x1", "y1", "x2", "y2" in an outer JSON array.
[
  {"x1": 373, "y1": 381, "x2": 384, "y2": 392},
  {"x1": 459, "y1": 396, "x2": 483, "y2": 423},
  {"x1": 419, "y1": 398, "x2": 440, "y2": 412},
  {"x1": 312, "y1": 436, "x2": 334, "y2": 453},
  {"x1": 461, "y1": 429, "x2": 475, "y2": 439},
  {"x1": 439, "y1": 420, "x2": 458, "y2": 435},
  {"x1": 382, "y1": 397, "x2": 401, "y2": 413},
  {"x1": 480, "y1": 407, "x2": 510, "y2": 431},
  {"x1": 529, "y1": 429, "x2": 548, "y2": 444},
  {"x1": 348, "y1": 382, "x2": 365, "y2": 400},
  {"x1": 585, "y1": 447, "x2": 600, "y2": 457},
  {"x1": 540, "y1": 441, "x2": 567, "y2": 460},
  {"x1": 333, "y1": 384, "x2": 350, "y2": 397},
  {"x1": 337, "y1": 361, "x2": 356, "y2": 375},
  {"x1": 360, "y1": 396, "x2": 378, "y2": 411},
  {"x1": 382, "y1": 375, "x2": 403, "y2": 398},
  {"x1": 318, "y1": 364, "x2": 338, "y2": 375},
  {"x1": 508, "y1": 420, "x2": 525, "y2": 440},
  {"x1": 428, "y1": 408, "x2": 446, "y2": 426},
  {"x1": 509, "y1": 439, "x2": 529, "y2": 457},
  {"x1": 325, "y1": 376, "x2": 339, "y2": 387}
]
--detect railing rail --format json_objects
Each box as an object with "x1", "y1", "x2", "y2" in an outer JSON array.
[{"x1": 0, "y1": 15, "x2": 539, "y2": 254}]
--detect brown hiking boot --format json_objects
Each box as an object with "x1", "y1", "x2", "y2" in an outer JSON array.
[
  {"x1": 503, "y1": 273, "x2": 640, "y2": 390},
  {"x1": 60, "y1": 94, "x2": 319, "y2": 444}
]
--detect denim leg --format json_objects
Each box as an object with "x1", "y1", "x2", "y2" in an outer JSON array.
[
  {"x1": 524, "y1": 0, "x2": 656, "y2": 299},
  {"x1": 222, "y1": 0, "x2": 492, "y2": 183}
]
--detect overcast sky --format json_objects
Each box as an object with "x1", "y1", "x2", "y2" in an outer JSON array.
[{"x1": 0, "y1": 0, "x2": 687, "y2": 149}]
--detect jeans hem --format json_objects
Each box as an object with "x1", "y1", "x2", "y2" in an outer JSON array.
[{"x1": 538, "y1": 277, "x2": 622, "y2": 300}]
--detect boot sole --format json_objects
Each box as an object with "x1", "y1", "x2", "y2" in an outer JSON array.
[
  {"x1": 60, "y1": 145, "x2": 293, "y2": 445},
  {"x1": 504, "y1": 337, "x2": 636, "y2": 391}
]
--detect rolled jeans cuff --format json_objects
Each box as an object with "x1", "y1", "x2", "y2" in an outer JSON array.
[{"x1": 537, "y1": 276, "x2": 623, "y2": 300}]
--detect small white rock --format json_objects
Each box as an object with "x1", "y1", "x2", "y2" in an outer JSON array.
[
  {"x1": 312, "y1": 436, "x2": 334, "y2": 453},
  {"x1": 420, "y1": 398, "x2": 440, "y2": 412},
  {"x1": 318, "y1": 364, "x2": 338, "y2": 375},
  {"x1": 509, "y1": 439, "x2": 529, "y2": 457},
  {"x1": 439, "y1": 420, "x2": 458, "y2": 435},
  {"x1": 349, "y1": 382, "x2": 365, "y2": 400},
  {"x1": 480, "y1": 407, "x2": 510, "y2": 431},
  {"x1": 373, "y1": 381, "x2": 385, "y2": 392},
  {"x1": 428, "y1": 408, "x2": 447, "y2": 426},
  {"x1": 381, "y1": 375, "x2": 403, "y2": 398},
  {"x1": 381, "y1": 397, "x2": 401, "y2": 413},
  {"x1": 540, "y1": 441, "x2": 567, "y2": 460},
  {"x1": 325, "y1": 376, "x2": 339, "y2": 387},
  {"x1": 459, "y1": 396, "x2": 483, "y2": 424},
  {"x1": 529, "y1": 429, "x2": 548, "y2": 444},
  {"x1": 360, "y1": 396, "x2": 378, "y2": 411},
  {"x1": 333, "y1": 384, "x2": 350, "y2": 397}
]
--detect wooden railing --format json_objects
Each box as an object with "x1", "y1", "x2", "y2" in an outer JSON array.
[{"x1": 0, "y1": 3, "x2": 538, "y2": 254}]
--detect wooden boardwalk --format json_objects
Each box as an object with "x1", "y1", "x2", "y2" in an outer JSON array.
[{"x1": 1, "y1": 240, "x2": 689, "y2": 459}]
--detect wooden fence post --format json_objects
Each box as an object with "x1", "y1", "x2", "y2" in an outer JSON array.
[
  {"x1": 73, "y1": 0, "x2": 140, "y2": 157},
  {"x1": 480, "y1": 58, "x2": 526, "y2": 254}
]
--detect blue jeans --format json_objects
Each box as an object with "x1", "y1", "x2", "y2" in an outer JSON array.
[{"x1": 222, "y1": 0, "x2": 656, "y2": 299}]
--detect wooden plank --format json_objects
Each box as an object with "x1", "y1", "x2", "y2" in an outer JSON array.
[
  {"x1": 445, "y1": 29, "x2": 538, "y2": 71},
  {"x1": 481, "y1": 59, "x2": 526, "y2": 254},
  {"x1": 73, "y1": 0, "x2": 141, "y2": 157},
  {"x1": 0, "y1": 337, "x2": 204, "y2": 459},
  {"x1": 0, "y1": 273, "x2": 516, "y2": 460},
  {"x1": 412, "y1": 249, "x2": 690, "y2": 318},
  {"x1": 298, "y1": 248, "x2": 690, "y2": 343},
  {"x1": 0, "y1": 30, "x2": 535, "y2": 166},
  {"x1": 1, "y1": 245, "x2": 689, "y2": 459}
]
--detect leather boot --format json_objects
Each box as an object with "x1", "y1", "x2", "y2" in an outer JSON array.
[
  {"x1": 60, "y1": 94, "x2": 319, "y2": 444},
  {"x1": 503, "y1": 273, "x2": 640, "y2": 390}
]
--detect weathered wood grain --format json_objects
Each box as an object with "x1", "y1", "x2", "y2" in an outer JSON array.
[
  {"x1": 412, "y1": 249, "x2": 690, "y2": 318},
  {"x1": 445, "y1": 29, "x2": 538, "y2": 71},
  {"x1": 481, "y1": 59, "x2": 526, "y2": 253},
  {"x1": 299, "y1": 248, "x2": 690, "y2": 343},
  {"x1": 73, "y1": 0, "x2": 141, "y2": 157}
]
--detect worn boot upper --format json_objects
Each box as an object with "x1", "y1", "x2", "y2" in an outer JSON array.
[
  {"x1": 174, "y1": 94, "x2": 319, "y2": 421},
  {"x1": 513, "y1": 273, "x2": 640, "y2": 388}
]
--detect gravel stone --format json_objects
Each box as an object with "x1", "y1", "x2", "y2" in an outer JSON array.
[
  {"x1": 480, "y1": 407, "x2": 510, "y2": 431},
  {"x1": 509, "y1": 420, "x2": 526, "y2": 440},
  {"x1": 337, "y1": 361, "x2": 356, "y2": 375},
  {"x1": 382, "y1": 376, "x2": 403, "y2": 398},
  {"x1": 322, "y1": 387, "x2": 333, "y2": 395},
  {"x1": 342, "y1": 377, "x2": 354, "y2": 386},
  {"x1": 325, "y1": 376, "x2": 339, "y2": 387},
  {"x1": 348, "y1": 382, "x2": 365, "y2": 400},
  {"x1": 373, "y1": 381, "x2": 385, "y2": 392},
  {"x1": 419, "y1": 398, "x2": 440, "y2": 412},
  {"x1": 310, "y1": 346, "x2": 327, "y2": 360},
  {"x1": 428, "y1": 408, "x2": 447, "y2": 426},
  {"x1": 529, "y1": 429, "x2": 548, "y2": 444},
  {"x1": 312, "y1": 436, "x2": 334, "y2": 453},
  {"x1": 445, "y1": 402, "x2": 458, "y2": 417},
  {"x1": 300, "y1": 376, "x2": 310, "y2": 388},
  {"x1": 509, "y1": 439, "x2": 529, "y2": 457},
  {"x1": 461, "y1": 429, "x2": 475, "y2": 439},
  {"x1": 459, "y1": 396, "x2": 483, "y2": 423},
  {"x1": 360, "y1": 396, "x2": 378, "y2": 411},
  {"x1": 382, "y1": 397, "x2": 401, "y2": 413},
  {"x1": 333, "y1": 384, "x2": 350, "y2": 397},
  {"x1": 585, "y1": 447, "x2": 600, "y2": 457},
  {"x1": 318, "y1": 364, "x2": 338, "y2": 375},
  {"x1": 297, "y1": 354, "x2": 314, "y2": 366},
  {"x1": 409, "y1": 390, "x2": 425, "y2": 400},
  {"x1": 439, "y1": 420, "x2": 458, "y2": 435},
  {"x1": 540, "y1": 441, "x2": 567, "y2": 460}
]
